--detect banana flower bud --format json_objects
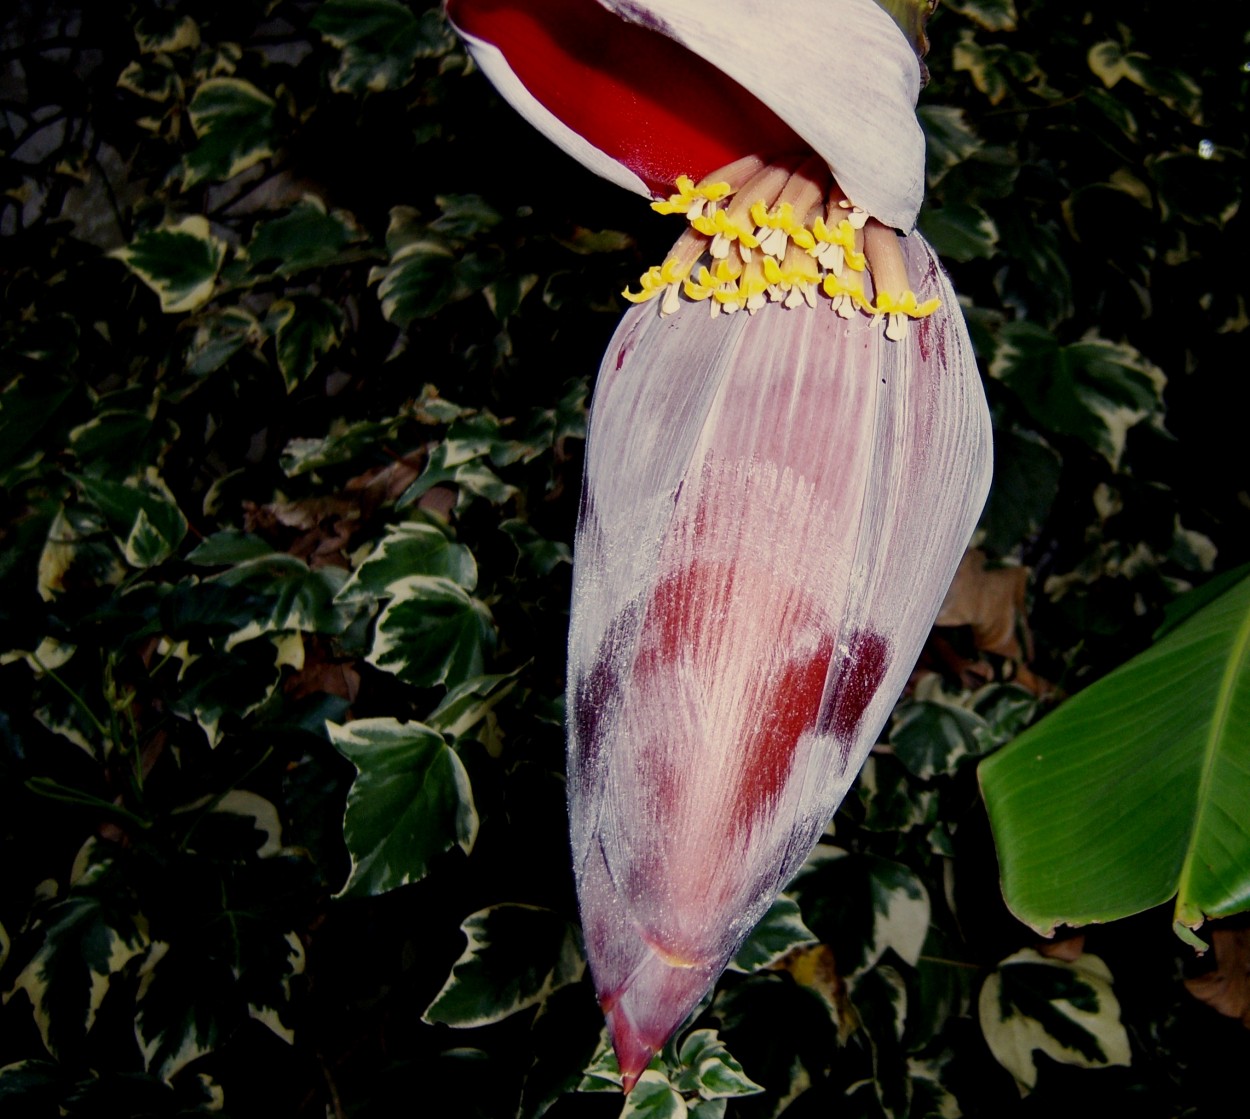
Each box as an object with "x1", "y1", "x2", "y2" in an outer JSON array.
[{"x1": 446, "y1": 0, "x2": 992, "y2": 1089}]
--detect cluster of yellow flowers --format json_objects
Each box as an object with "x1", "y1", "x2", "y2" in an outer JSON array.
[{"x1": 625, "y1": 158, "x2": 939, "y2": 339}]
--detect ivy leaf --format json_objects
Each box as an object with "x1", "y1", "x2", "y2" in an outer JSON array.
[
  {"x1": 135, "y1": 12, "x2": 200, "y2": 53},
  {"x1": 210, "y1": 553, "x2": 352, "y2": 643},
  {"x1": 728, "y1": 895, "x2": 817, "y2": 974},
  {"x1": 989, "y1": 323, "x2": 1166, "y2": 470},
  {"x1": 918, "y1": 200, "x2": 998, "y2": 262},
  {"x1": 790, "y1": 850, "x2": 930, "y2": 977},
  {"x1": 185, "y1": 306, "x2": 265, "y2": 376},
  {"x1": 850, "y1": 965, "x2": 910, "y2": 1118},
  {"x1": 369, "y1": 204, "x2": 503, "y2": 326},
  {"x1": 425, "y1": 668, "x2": 523, "y2": 742},
  {"x1": 944, "y1": 0, "x2": 1018, "y2": 30},
  {"x1": 978, "y1": 949, "x2": 1130, "y2": 1091},
  {"x1": 134, "y1": 920, "x2": 304, "y2": 1081},
  {"x1": 279, "y1": 415, "x2": 412, "y2": 476},
  {"x1": 397, "y1": 441, "x2": 518, "y2": 507},
  {"x1": 0, "y1": 1060, "x2": 63, "y2": 1110},
  {"x1": 268, "y1": 296, "x2": 345, "y2": 392},
  {"x1": 336, "y1": 521, "x2": 478, "y2": 605},
  {"x1": 185, "y1": 531, "x2": 274, "y2": 566},
  {"x1": 918, "y1": 105, "x2": 982, "y2": 184},
  {"x1": 74, "y1": 470, "x2": 187, "y2": 569},
  {"x1": 672, "y1": 1029, "x2": 764, "y2": 1100},
  {"x1": 184, "y1": 77, "x2": 277, "y2": 187},
  {"x1": 37, "y1": 506, "x2": 127, "y2": 599},
  {"x1": 327, "y1": 717, "x2": 478, "y2": 897},
  {"x1": 366, "y1": 576, "x2": 495, "y2": 689},
  {"x1": 246, "y1": 198, "x2": 363, "y2": 277},
  {"x1": 422, "y1": 904, "x2": 584, "y2": 1027},
  {"x1": 311, "y1": 0, "x2": 452, "y2": 94},
  {"x1": 622, "y1": 1072, "x2": 687, "y2": 1119},
  {"x1": 9, "y1": 889, "x2": 149, "y2": 1059},
  {"x1": 978, "y1": 427, "x2": 1062, "y2": 554},
  {"x1": 111, "y1": 216, "x2": 227, "y2": 314},
  {"x1": 1088, "y1": 42, "x2": 1201, "y2": 116},
  {"x1": 0, "y1": 376, "x2": 75, "y2": 487}
]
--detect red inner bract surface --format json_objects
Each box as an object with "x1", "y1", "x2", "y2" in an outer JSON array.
[{"x1": 447, "y1": 0, "x2": 806, "y2": 194}]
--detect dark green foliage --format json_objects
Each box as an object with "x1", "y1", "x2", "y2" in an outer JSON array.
[{"x1": 1, "y1": 1, "x2": 1247, "y2": 1116}]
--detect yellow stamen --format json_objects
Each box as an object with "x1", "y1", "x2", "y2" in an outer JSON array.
[
  {"x1": 861, "y1": 218, "x2": 940, "y2": 338},
  {"x1": 628, "y1": 159, "x2": 940, "y2": 340}
]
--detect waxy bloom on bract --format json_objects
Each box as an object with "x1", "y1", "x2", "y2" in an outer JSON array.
[{"x1": 447, "y1": 0, "x2": 993, "y2": 1091}]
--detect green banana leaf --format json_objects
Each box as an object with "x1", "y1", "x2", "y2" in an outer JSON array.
[{"x1": 979, "y1": 571, "x2": 1250, "y2": 944}]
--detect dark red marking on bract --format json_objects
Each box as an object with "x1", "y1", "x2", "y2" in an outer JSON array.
[
  {"x1": 447, "y1": 0, "x2": 805, "y2": 194},
  {"x1": 632, "y1": 559, "x2": 834, "y2": 835},
  {"x1": 818, "y1": 629, "x2": 891, "y2": 759},
  {"x1": 730, "y1": 631, "x2": 834, "y2": 830},
  {"x1": 573, "y1": 604, "x2": 635, "y2": 776}
]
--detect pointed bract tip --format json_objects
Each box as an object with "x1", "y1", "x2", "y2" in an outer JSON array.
[{"x1": 607, "y1": 1005, "x2": 658, "y2": 1095}]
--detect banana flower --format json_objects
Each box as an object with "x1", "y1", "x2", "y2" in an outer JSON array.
[{"x1": 448, "y1": 0, "x2": 992, "y2": 1090}]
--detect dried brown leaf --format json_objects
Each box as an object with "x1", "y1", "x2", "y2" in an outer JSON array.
[{"x1": 1185, "y1": 927, "x2": 1250, "y2": 1027}]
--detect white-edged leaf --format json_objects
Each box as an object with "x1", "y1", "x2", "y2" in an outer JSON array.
[
  {"x1": 110, "y1": 216, "x2": 227, "y2": 314},
  {"x1": 422, "y1": 904, "x2": 584, "y2": 1027},
  {"x1": 327, "y1": 717, "x2": 478, "y2": 896},
  {"x1": 978, "y1": 948, "x2": 1131, "y2": 1091},
  {"x1": 366, "y1": 575, "x2": 494, "y2": 689},
  {"x1": 728, "y1": 895, "x2": 817, "y2": 974}
]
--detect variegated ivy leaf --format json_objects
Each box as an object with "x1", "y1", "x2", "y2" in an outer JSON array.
[
  {"x1": 791, "y1": 848, "x2": 931, "y2": 977},
  {"x1": 499, "y1": 518, "x2": 572, "y2": 577},
  {"x1": 173, "y1": 790, "x2": 286, "y2": 859},
  {"x1": 311, "y1": 0, "x2": 453, "y2": 94},
  {"x1": 183, "y1": 77, "x2": 277, "y2": 188},
  {"x1": 425, "y1": 668, "x2": 522, "y2": 744},
  {"x1": 908, "y1": 1055, "x2": 961, "y2": 1119},
  {"x1": 117, "y1": 55, "x2": 183, "y2": 103},
  {"x1": 211, "y1": 553, "x2": 353, "y2": 646},
  {"x1": 369, "y1": 202, "x2": 504, "y2": 327},
  {"x1": 671, "y1": 1029, "x2": 764, "y2": 1101},
  {"x1": 246, "y1": 197, "x2": 364, "y2": 278},
  {"x1": 185, "y1": 530, "x2": 274, "y2": 566},
  {"x1": 8, "y1": 889, "x2": 149, "y2": 1059},
  {"x1": 0, "y1": 375, "x2": 74, "y2": 487},
  {"x1": 727, "y1": 894, "x2": 817, "y2": 974},
  {"x1": 422, "y1": 904, "x2": 584, "y2": 1028},
  {"x1": 336, "y1": 521, "x2": 478, "y2": 606},
  {"x1": 851, "y1": 965, "x2": 910, "y2": 1119},
  {"x1": 397, "y1": 442, "x2": 518, "y2": 508},
  {"x1": 917, "y1": 105, "x2": 982, "y2": 184},
  {"x1": 856, "y1": 754, "x2": 941, "y2": 834},
  {"x1": 1087, "y1": 41, "x2": 1202, "y2": 116},
  {"x1": 0, "y1": 1060, "x2": 62, "y2": 1108},
  {"x1": 918, "y1": 200, "x2": 999, "y2": 263},
  {"x1": 327, "y1": 717, "x2": 478, "y2": 897},
  {"x1": 622, "y1": 1071, "x2": 688, "y2": 1119},
  {"x1": 943, "y1": 0, "x2": 1018, "y2": 31},
  {"x1": 111, "y1": 216, "x2": 227, "y2": 314},
  {"x1": 978, "y1": 948, "x2": 1131, "y2": 1091},
  {"x1": 135, "y1": 12, "x2": 201, "y2": 53},
  {"x1": 169, "y1": 633, "x2": 288, "y2": 748},
  {"x1": 578, "y1": 1025, "x2": 759, "y2": 1111},
  {"x1": 989, "y1": 323, "x2": 1166, "y2": 471},
  {"x1": 37, "y1": 507, "x2": 126, "y2": 601},
  {"x1": 280, "y1": 416, "x2": 408, "y2": 477},
  {"x1": 366, "y1": 575, "x2": 494, "y2": 690},
  {"x1": 134, "y1": 923, "x2": 305, "y2": 1081},
  {"x1": 74, "y1": 469, "x2": 187, "y2": 569},
  {"x1": 267, "y1": 296, "x2": 345, "y2": 392},
  {"x1": 185, "y1": 306, "x2": 264, "y2": 377}
]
